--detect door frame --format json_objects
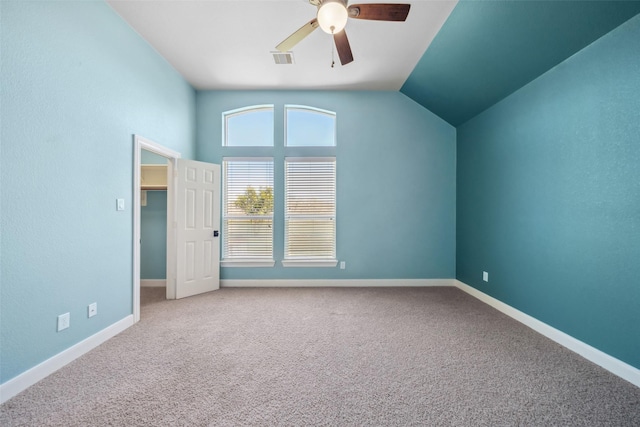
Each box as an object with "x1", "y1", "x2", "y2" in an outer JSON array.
[{"x1": 133, "y1": 135, "x2": 180, "y2": 323}]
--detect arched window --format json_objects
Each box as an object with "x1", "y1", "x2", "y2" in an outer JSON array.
[
  {"x1": 285, "y1": 105, "x2": 336, "y2": 147},
  {"x1": 223, "y1": 105, "x2": 274, "y2": 147},
  {"x1": 221, "y1": 106, "x2": 275, "y2": 266},
  {"x1": 283, "y1": 105, "x2": 337, "y2": 265}
]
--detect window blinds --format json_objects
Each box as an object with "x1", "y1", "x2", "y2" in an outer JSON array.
[
  {"x1": 284, "y1": 158, "x2": 336, "y2": 259},
  {"x1": 222, "y1": 158, "x2": 274, "y2": 259}
]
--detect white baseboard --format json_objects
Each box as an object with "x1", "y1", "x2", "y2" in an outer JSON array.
[
  {"x1": 221, "y1": 278, "x2": 457, "y2": 288},
  {"x1": 140, "y1": 279, "x2": 166, "y2": 287},
  {"x1": 454, "y1": 280, "x2": 640, "y2": 388},
  {"x1": 4, "y1": 280, "x2": 636, "y2": 405},
  {"x1": 0, "y1": 315, "x2": 134, "y2": 404}
]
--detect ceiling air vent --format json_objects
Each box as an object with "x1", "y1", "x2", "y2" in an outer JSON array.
[{"x1": 272, "y1": 51, "x2": 295, "y2": 65}]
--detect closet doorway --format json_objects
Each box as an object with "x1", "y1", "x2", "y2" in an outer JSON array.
[
  {"x1": 140, "y1": 152, "x2": 168, "y2": 295},
  {"x1": 133, "y1": 136, "x2": 221, "y2": 322},
  {"x1": 133, "y1": 136, "x2": 180, "y2": 323}
]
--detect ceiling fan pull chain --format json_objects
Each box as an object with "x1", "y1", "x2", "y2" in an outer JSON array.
[{"x1": 331, "y1": 28, "x2": 335, "y2": 68}]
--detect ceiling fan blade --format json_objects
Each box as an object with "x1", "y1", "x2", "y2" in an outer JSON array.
[
  {"x1": 276, "y1": 18, "x2": 319, "y2": 52},
  {"x1": 333, "y1": 30, "x2": 354, "y2": 65},
  {"x1": 348, "y1": 4, "x2": 411, "y2": 21}
]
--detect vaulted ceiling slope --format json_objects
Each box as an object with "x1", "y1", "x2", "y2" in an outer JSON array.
[{"x1": 401, "y1": 1, "x2": 640, "y2": 126}]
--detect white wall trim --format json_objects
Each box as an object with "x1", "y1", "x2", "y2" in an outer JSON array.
[
  {"x1": 454, "y1": 280, "x2": 640, "y2": 388},
  {"x1": 221, "y1": 259, "x2": 276, "y2": 268},
  {"x1": 0, "y1": 315, "x2": 134, "y2": 404},
  {"x1": 221, "y1": 278, "x2": 457, "y2": 288},
  {"x1": 281, "y1": 259, "x2": 339, "y2": 268},
  {"x1": 140, "y1": 279, "x2": 167, "y2": 288}
]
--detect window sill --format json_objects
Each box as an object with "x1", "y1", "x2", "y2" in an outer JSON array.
[
  {"x1": 281, "y1": 259, "x2": 338, "y2": 268},
  {"x1": 221, "y1": 259, "x2": 276, "y2": 268}
]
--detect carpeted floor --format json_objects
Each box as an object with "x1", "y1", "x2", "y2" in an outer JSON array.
[{"x1": 1, "y1": 286, "x2": 639, "y2": 426}]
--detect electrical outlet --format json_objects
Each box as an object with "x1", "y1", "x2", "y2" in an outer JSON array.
[
  {"x1": 57, "y1": 313, "x2": 70, "y2": 332},
  {"x1": 340, "y1": 261, "x2": 346, "y2": 270},
  {"x1": 88, "y1": 302, "x2": 97, "y2": 318},
  {"x1": 483, "y1": 271, "x2": 489, "y2": 282}
]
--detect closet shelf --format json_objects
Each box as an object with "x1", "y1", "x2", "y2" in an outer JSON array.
[{"x1": 141, "y1": 164, "x2": 167, "y2": 190}]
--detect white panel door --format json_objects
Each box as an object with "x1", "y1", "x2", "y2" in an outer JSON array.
[{"x1": 176, "y1": 159, "x2": 220, "y2": 299}]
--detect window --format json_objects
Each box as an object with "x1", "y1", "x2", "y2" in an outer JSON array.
[
  {"x1": 285, "y1": 105, "x2": 336, "y2": 147},
  {"x1": 223, "y1": 105, "x2": 274, "y2": 147},
  {"x1": 222, "y1": 158, "x2": 274, "y2": 267},
  {"x1": 221, "y1": 104, "x2": 337, "y2": 268},
  {"x1": 283, "y1": 158, "x2": 337, "y2": 267}
]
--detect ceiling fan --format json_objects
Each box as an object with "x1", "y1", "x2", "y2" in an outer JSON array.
[{"x1": 276, "y1": 0, "x2": 411, "y2": 66}]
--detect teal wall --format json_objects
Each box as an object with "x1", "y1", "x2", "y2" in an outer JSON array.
[
  {"x1": 141, "y1": 191, "x2": 168, "y2": 279},
  {"x1": 401, "y1": 0, "x2": 640, "y2": 126},
  {"x1": 0, "y1": 1, "x2": 196, "y2": 383},
  {"x1": 457, "y1": 14, "x2": 640, "y2": 369},
  {"x1": 197, "y1": 91, "x2": 457, "y2": 280}
]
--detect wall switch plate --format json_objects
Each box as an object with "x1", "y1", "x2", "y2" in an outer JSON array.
[
  {"x1": 340, "y1": 261, "x2": 346, "y2": 270},
  {"x1": 57, "y1": 313, "x2": 70, "y2": 331},
  {"x1": 88, "y1": 302, "x2": 97, "y2": 318},
  {"x1": 483, "y1": 271, "x2": 489, "y2": 282},
  {"x1": 116, "y1": 198, "x2": 125, "y2": 211}
]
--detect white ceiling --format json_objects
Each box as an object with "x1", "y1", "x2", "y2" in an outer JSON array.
[{"x1": 107, "y1": 0, "x2": 457, "y2": 91}]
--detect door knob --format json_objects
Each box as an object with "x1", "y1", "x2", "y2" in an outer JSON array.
[{"x1": 213, "y1": 230, "x2": 219, "y2": 237}]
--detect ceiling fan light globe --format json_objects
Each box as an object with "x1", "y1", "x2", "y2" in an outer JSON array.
[{"x1": 317, "y1": 1, "x2": 348, "y2": 34}]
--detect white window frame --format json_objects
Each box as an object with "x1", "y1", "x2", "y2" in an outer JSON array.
[
  {"x1": 222, "y1": 105, "x2": 274, "y2": 147},
  {"x1": 282, "y1": 157, "x2": 337, "y2": 268},
  {"x1": 221, "y1": 157, "x2": 275, "y2": 268},
  {"x1": 285, "y1": 105, "x2": 337, "y2": 147}
]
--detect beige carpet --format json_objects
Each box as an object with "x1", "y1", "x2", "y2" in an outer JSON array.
[{"x1": 1, "y1": 286, "x2": 639, "y2": 426}]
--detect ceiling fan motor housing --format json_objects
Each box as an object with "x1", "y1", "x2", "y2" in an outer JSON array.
[{"x1": 316, "y1": 0, "x2": 349, "y2": 34}]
